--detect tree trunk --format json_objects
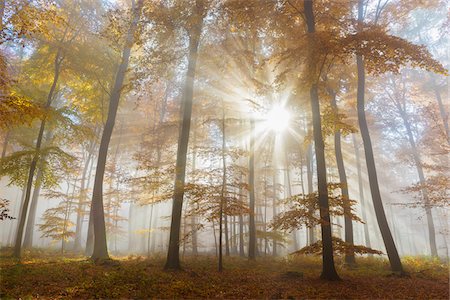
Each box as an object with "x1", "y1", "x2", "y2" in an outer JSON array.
[
  {"x1": 90, "y1": 0, "x2": 143, "y2": 262},
  {"x1": 74, "y1": 137, "x2": 96, "y2": 251},
  {"x1": 272, "y1": 171, "x2": 277, "y2": 256},
  {"x1": 303, "y1": 0, "x2": 340, "y2": 281},
  {"x1": 284, "y1": 150, "x2": 298, "y2": 251},
  {"x1": 22, "y1": 169, "x2": 43, "y2": 249},
  {"x1": 219, "y1": 106, "x2": 227, "y2": 271},
  {"x1": 1, "y1": 131, "x2": 9, "y2": 162},
  {"x1": 356, "y1": 0, "x2": 403, "y2": 273},
  {"x1": 248, "y1": 118, "x2": 256, "y2": 260},
  {"x1": 352, "y1": 134, "x2": 372, "y2": 250},
  {"x1": 433, "y1": 86, "x2": 450, "y2": 145},
  {"x1": 165, "y1": 1, "x2": 204, "y2": 270},
  {"x1": 13, "y1": 47, "x2": 63, "y2": 259},
  {"x1": 330, "y1": 90, "x2": 355, "y2": 265},
  {"x1": 397, "y1": 105, "x2": 437, "y2": 257},
  {"x1": 306, "y1": 144, "x2": 316, "y2": 244}
]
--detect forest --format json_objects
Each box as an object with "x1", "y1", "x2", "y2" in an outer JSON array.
[{"x1": 0, "y1": 0, "x2": 449, "y2": 299}]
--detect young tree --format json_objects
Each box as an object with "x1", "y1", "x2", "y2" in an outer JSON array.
[
  {"x1": 90, "y1": 0, "x2": 143, "y2": 262},
  {"x1": 165, "y1": 0, "x2": 206, "y2": 270}
]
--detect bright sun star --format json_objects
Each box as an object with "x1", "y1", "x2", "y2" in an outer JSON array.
[{"x1": 265, "y1": 105, "x2": 291, "y2": 133}]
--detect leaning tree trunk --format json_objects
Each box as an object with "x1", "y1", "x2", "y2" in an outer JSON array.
[
  {"x1": 13, "y1": 47, "x2": 63, "y2": 259},
  {"x1": 433, "y1": 85, "x2": 450, "y2": 145},
  {"x1": 352, "y1": 134, "x2": 372, "y2": 250},
  {"x1": 90, "y1": 0, "x2": 143, "y2": 262},
  {"x1": 303, "y1": 0, "x2": 340, "y2": 281},
  {"x1": 330, "y1": 90, "x2": 355, "y2": 265},
  {"x1": 22, "y1": 169, "x2": 43, "y2": 249},
  {"x1": 356, "y1": 0, "x2": 403, "y2": 273},
  {"x1": 165, "y1": 0, "x2": 204, "y2": 270},
  {"x1": 397, "y1": 104, "x2": 438, "y2": 257}
]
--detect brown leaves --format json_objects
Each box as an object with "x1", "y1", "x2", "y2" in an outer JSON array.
[{"x1": 292, "y1": 236, "x2": 384, "y2": 256}]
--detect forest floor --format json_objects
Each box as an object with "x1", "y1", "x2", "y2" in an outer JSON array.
[{"x1": 0, "y1": 249, "x2": 448, "y2": 299}]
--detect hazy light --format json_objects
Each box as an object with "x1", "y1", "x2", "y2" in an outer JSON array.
[{"x1": 265, "y1": 105, "x2": 291, "y2": 133}]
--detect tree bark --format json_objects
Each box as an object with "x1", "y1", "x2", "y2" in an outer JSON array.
[
  {"x1": 330, "y1": 90, "x2": 355, "y2": 265},
  {"x1": 356, "y1": 0, "x2": 403, "y2": 273},
  {"x1": 396, "y1": 102, "x2": 437, "y2": 257},
  {"x1": 74, "y1": 137, "x2": 96, "y2": 251},
  {"x1": 352, "y1": 134, "x2": 372, "y2": 250},
  {"x1": 90, "y1": 0, "x2": 143, "y2": 262},
  {"x1": 22, "y1": 169, "x2": 43, "y2": 249},
  {"x1": 218, "y1": 108, "x2": 226, "y2": 271},
  {"x1": 272, "y1": 171, "x2": 277, "y2": 256},
  {"x1": 303, "y1": 0, "x2": 340, "y2": 281},
  {"x1": 165, "y1": 0, "x2": 204, "y2": 270},
  {"x1": 248, "y1": 119, "x2": 256, "y2": 260},
  {"x1": 13, "y1": 46, "x2": 63, "y2": 259}
]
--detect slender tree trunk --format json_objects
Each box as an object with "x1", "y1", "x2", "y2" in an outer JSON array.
[
  {"x1": 219, "y1": 106, "x2": 227, "y2": 271},
  {"x1": 74, "y1": 138, "x2": 96, "y2": 251},
  {"x1": 303, "y1": 0, "x2": 340, "y2": 281},
  {"x1": 352, "y1": 134, "x2": 372, "y2": 250},
  {"x1": 356, "y1": 0, "x2": 403, "y2": 273},
  {"x1": 330, "y1": 90, "x2": 355, "y2": 265},
  {"x1": 1, "y1": 131, "x2": 9, "y2": 161},
  {"x1": 433, "y1": 86, "x2": 450, "y2": 145},
  {"x1": 306, "y1": 144, "x2": 316, "y2": 244},
  {"x1": 13, "y1": 47, "x2": 63, "y2": 259},
  {"x1": 191, "y1": 131, "x2": 198, "y2": 255},
  {"x1": 397, "y1": 106, "x2": 438, "y2": 256},
  {"x1": 239, "y1": 171, "x2": 245, "y2": 257},
  {"x1": 248, "y1": 119, "x2": 256, "y2": 260},
  {"x1": 272, "y1": 171, "x2": 277, "y2": 256},
  {"x1": 90, "y1": 0, "x2": 142, "y2": 262},
  {"x1": 22, "y1": 169, "x2": 43, "y2": 249},
  {"x1": 84, "y1": 148, "x2": 97, "y2": 255},
  {"x1": 284, "y1": 150, "x2": 298, "y2": 250},
  {"x1": 165, "y1": 1, "x2": 204, "y2": 270}
]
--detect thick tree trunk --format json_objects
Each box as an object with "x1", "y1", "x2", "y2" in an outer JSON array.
[
  {"x1": 90, "y1": 0, "x2": 142, "y2": 262},
  {"x1": 303, "y1": 0, "x2": 340, "y2": 280},
  {"x1": 356, "y1": 0, "x2": 403, "y2": 273},
  {"x1": 13, "y1": 47, "x2": 63, "y2": 259},
  {"x1": 165, "y1": 1, "x2": 204, "y2": 270},
  {"x1": 330, "y1": 90, "x2": 355, "y2": 265},
  {"x1": 248, "y1": 119, "x2": 256, "y2": 260},
  {"x1": 352, "y1": 134, "x2": 371, "y2": 250}
]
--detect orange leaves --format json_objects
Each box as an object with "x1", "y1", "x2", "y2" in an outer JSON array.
[
  {"x1": 342, "y1": 25, "x2": 447, "y2": 76},
  {"x1": 292, "y1": 237, "x2": 384, "y2": 256}
]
